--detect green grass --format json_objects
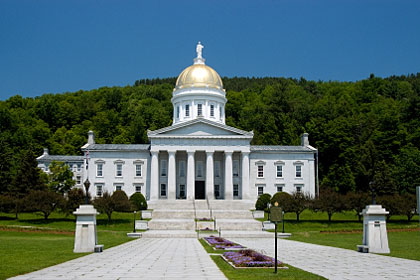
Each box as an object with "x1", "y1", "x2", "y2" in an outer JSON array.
[{"x1": 0, "y1": 211, "x2": 135, "y2": 280}]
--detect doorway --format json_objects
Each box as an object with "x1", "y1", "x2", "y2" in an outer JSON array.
[{"x1": 195, "y1": 181, "x2": 205, "y2": 199}]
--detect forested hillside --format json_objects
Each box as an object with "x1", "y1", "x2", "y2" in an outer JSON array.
[{"x1": 1, "y1": 74, "x2": 420, "y2": 195}]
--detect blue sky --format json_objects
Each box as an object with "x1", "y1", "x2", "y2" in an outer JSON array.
[{"x1": 1, "y1": 0, "x2": 419, "y2": 100}]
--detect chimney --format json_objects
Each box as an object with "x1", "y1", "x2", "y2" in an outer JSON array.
[
  {"x1": 88, "y1": 130, "x2": 95, "y2": 145},
  {"x1": 301, "y1": 133, "x2": 309, "y2": 146},
  {"x1": 43, "y1": 148, "x2": 49, "y2": 156}
]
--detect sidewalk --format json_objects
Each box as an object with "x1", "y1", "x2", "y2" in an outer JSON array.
[
  {"x1": 10, "y1": 238, "x2": 226, "y2": 280},
  {"x1": 231, "y1": 237, "x2": 420, "y2": 280}
]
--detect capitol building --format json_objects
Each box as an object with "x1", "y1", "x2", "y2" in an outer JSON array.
[{"x1": 37, "y1": 43, "x2": 318, "y2": 203}]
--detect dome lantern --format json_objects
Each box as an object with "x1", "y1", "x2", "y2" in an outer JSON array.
[{"x1": 172, "y1": 42, "x2": 227, "y2": 125}]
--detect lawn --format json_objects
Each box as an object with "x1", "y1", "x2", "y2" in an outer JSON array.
[{"x1": 0, "y1": 211, "x2": 135, "y2": 280}]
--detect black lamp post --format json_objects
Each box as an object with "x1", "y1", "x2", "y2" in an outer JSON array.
[
  {"x1": 133, "y1": 211, "x2": 136, "y2": 233},
  {"x1": 369, "y1": 180, "x2": 376, "y2": 205},
  {"x1": 282, "y1": 210, "x2": 285, "y2": 233},
  {"x1": 84, "y1": 179, "x2": 90, "y2": 204}
]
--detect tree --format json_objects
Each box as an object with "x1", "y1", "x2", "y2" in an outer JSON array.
[
  {"x1": 377, "y1": 195, "x2": 400, "y2": 221},
  {"x1": 47, "y1": 161, "x2": 75, "y2": 194},
  {"x1": 289, "y1": 192, "x2": 311, "y2": 222},
  {"x1": 255, "y1": 193, "x2": 271, "y2": 212},
  {"x1": 129, "y1": 193, "x2": 147, "y2": 211},
  {"x1": 398, "y1": 193, "x2": 417, "y2": 222},
  {"x1": 93, "y1": 192, "x2": 115, "y2": 221},
  {"x1": 346, "y1": 192, "x2": 370, "y2": 221},
  {"x1": 112, "y1": 190, "x2": 132, "y2": 212},
  {"x1": 313, "y1": 188, "x2": 346, "y2": 222},
  {"x1": 9, "y1": 149, "x2": 45, "y2": 218},
  {"x1": 393, "y1": 145, "x2": 420, "y2": 194},
  {"x1": 270, "y1": 192, "x2": 292, "y2": 212},
  {"x1": 62, "y1": 188, "x2": 88, "y2": 215},
  {"x1": 25, "y1": 190, "x2": 64, "y2": 220}
]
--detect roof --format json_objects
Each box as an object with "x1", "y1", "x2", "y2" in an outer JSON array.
[
  {"x1": 82, "y1": 144, "x2": 150, "y2": 151},
  {"x1": 251, "y1": 145, "x2": 316, "y2": 152},
  {"x1": 37, "y1": 155, "x2": 84, "y2": 162},
  {"x1": 148, "y1": 118, "x2": 253, "y2": 137}
]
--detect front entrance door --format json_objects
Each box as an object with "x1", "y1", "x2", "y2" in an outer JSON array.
[{"x1": 195, "y1": 181, "x2": 205, "y2": 199}]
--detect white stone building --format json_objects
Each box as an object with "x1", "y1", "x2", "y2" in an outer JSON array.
[{"x1": 38, "y1": 43, "x2": 318, "y2": 202}]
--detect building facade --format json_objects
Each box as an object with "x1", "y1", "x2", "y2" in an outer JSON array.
[{"x1": 38, "y1": 43, "x2": 318, "y2": 202}]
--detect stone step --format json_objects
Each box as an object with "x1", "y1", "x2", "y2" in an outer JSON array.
[
  {"x1": 142, "y1": 230, "x2": 197, "y2": 238},
  {"x1": 215, "y1": 219, "x2": 262, "y2": 231},
  {"x1": 220, "y1": 230, "x2": 274, "y2": 238},
  {"x1": 152, "y1": 209, "x2": 196, "y2": 219},
  {"x1": 148, "y1": 200, "x2": 194, "y2": 210},
  {"x1": 148, "y1": 219, "x2": 195, "y2": 230},
  {"x1": 194, "y1": 200, "x2": 209, "y2": 210},
  {"x1": 209, "y1": 200, "x2": 255, "y2": 210},
  {"x1": 212, "y1": 210, "x2": 254, "y2": 219}
]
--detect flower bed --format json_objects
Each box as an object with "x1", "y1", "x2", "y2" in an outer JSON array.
[
  {"x1": 223, "y1": 249, "x2": 282, "y2": 268},
  {"x1": 204, "y1": 236, "x2": 245, "y2": 250}
]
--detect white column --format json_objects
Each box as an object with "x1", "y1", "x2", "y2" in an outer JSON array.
[
  {"x1": 150, "y1": 151, "x2": 159, "y2": 200},
  {"x1": 206, "y1": 152, "x2": 214, "y2": 200},
  {"x1": 224, "y1": 151, "x2": 233, "y2": 200},
  {"x1": 241, "y1": 152, "x2": 250, "y2": 200},
  {"x1": 168, "y1": 151, "x2": 176, "y2": 200},
  {"x1": 187, "y1": 151, "x2": 195, "y2": 200}
]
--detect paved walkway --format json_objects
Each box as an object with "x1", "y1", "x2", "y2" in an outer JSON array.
[
  {"x1": 10, "y1": 238, "x2": 226, "y2": 280},
  {"x1": 231, "y1": 237, "x2": 420, "y2": 280}
]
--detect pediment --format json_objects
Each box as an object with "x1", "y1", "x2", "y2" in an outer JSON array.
[{"x1": 148, "y1": 118, "x2": 253, "y2": 137}]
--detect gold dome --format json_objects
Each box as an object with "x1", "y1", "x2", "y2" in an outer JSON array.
[{"x1": 175, "y1": 64, "x2": 223, "y2": 90}]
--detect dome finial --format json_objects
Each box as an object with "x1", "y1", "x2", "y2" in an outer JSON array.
[{"x1": 194, "y1": 41, "x2": 205, "y2": 65}]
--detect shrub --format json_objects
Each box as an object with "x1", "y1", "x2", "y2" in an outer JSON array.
[
  {"x1": 0, "y1": 195, "x2": 15, "y2": 213},
  {"x1": 312, "y1": 188, "x2": 345, "y2": 222},
  {"x1": 255, "y1": 193, "x2": 271, "y2": 211},
  {"x1": 129, "y1": 193, "x2": 147, "y2": 211},
  {"x1": 111, "y1": 190, "x2": 132, "y2": 212},
  {"x1": 399, "y1": 193, "x2": 417, "y2": 222},
  {"x1": 93, "y1": 192, "x2": 115, "y2": 221},
  {"x1": 289, "y1": 192, "x2": 312, "y2": 222},
  {"x1": 345, "y1": 192, "x2": 370, "y2": 221},
  {"x1": 270, "y1": 192, "x2": 292, "y2": 212},
  {"x1": 63, "y1": 188, "x2": 89, "y2": 215},
  {"x1": 377, "y1": 195, "x2": 400, "y2": 221}
]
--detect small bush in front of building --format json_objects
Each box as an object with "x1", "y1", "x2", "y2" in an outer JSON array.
[
  {"x1": 93, "y1": 191, "x2": 115, "y2": 221},
  {"x1": 111, "y1": 190, "x2": 132, "y2": 212},
  {"x1": 270, "y1": 192, "x2": 292, "y2": 212},
  {"x1": 129, "y1": 193, "x2": 147, "y2": 211},
  {"x1": 255, "y1": 193, "x2": 271, "y2": 211},
  {"x1": 63, "y1": 188, "x2": 90, "y2": 215}
]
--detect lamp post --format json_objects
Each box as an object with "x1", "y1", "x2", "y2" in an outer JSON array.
[
  {"x1": 133, "y1": 211, "x2": 136, "y2": 233},
  {"x1": 83, "y1": 179, "x2": 90, "y2": 205},
  {"x1": 267, "y1": 202, "x2": 270, "y2": 221},
  {"x1": 369, "y1": 180, "x2": 376, "y2": 205},
  {"x1": 282, "y1": 210, "x2": 285, "y2": 233}
]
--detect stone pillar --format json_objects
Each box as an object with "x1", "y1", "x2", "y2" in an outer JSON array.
[
  {"x1": 359, "y1": 205, "x2": 390, "y2": 253},
  {"x1": 224, "y1": 151, "x2": 233, "y2": 200},
  {"x1": 187, "y1": 151, "x2": 195, "y2": 200},
  {"x1": 206, "y1": 152, "x2": 214, "y2": 200},
  {"x1": 168, "y1": 151, "x2": 176, "y2": 200},
  {"x1": 73, "y1": 205, "x2": 99, "y2": 253},
  {"x1": 150, "y1": 151, "x2": 159, "y2": 200},
  {"x1": 241, "y1": 152, "x2": 250, "y2": 200}
]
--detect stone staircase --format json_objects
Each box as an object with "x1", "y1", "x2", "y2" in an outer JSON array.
[{"x1": 142, "y1": 199, "x2": 272, "y2": 238}]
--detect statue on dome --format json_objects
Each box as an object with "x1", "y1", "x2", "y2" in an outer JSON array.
[{"x1": 196, "y1": 41, "x2": 204, "y2": 59}]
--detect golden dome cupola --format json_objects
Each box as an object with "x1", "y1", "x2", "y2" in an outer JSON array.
[{"x1": 172, "y1": 42, "x2": 227, "y2": 125}]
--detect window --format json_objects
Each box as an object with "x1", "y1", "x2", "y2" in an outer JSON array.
[
  {"x1": 219, "y1": 106, "x2": 222, "y2": 118},
  {"x1": 214, "y1": 185, "x2": 220, "y2": 199},
  {"x1": 179, "y1": 185, "x2": 185, "y2": 199},
  {"x1": 233, "y1": 184, "x2": 239, "y2": 197},
  {"x1": 96, "y1": 185, "x2": 103, "y2": 197},
  {"x1": 72, "y1": 164, "x2": 77, "y2": 172},
  {"x1": 276, "y1": 165, "x2": 283, "y2": 178},
  {"x1": 135, "y1": 164, "x2": 142, "y2": 177},
  {"x1": 215, "y1": 161, "x2": 220, "y2": 177},
  {"x1": 115, "y1": 184, "x2": 123, "y2": 191},
  {"x1": 296, "y1": 165, "x2": 302, "y2": 178},
  {"x1": 77, "y1": 164, "x2": 81, "y2": 172},
  {"x1": 134, "y1": 184, "x2": 142, "y2": 193},
  {"x1": 185, "y1": 104, "x2": 190, "y2": 117},
  {"x1": 116, "y1": 164, "x2": 123, "y2": 177},
  {"x1": 176, "y1": 106, "x2": 180, "y2": 119},
  {"x1": 276, "y1": 184, "x2": 284, "y2": 193},
  {"x1": 257, "y1": 185, "x2": 264, "y2": 196},
  {"x1": 257, "y1": 165, "x2": 264, "y2": 178},
  {"x1": 197, "y1": 104, "x2": 203, "y2": 116},
  {"x1": 210, "y1": 104, "x2": 214, "y2": 117},
  {"x1": 233, "y1": 160, "x2": 239, "y2": 177},
  {"x1": 295, "y1": 184, "x2": 303, "y2": 193},
  {"x1": 97, "y1": 164, "x2": 103, "y2": 177},
  {"x1": 160, "y1": 184, "x2": 167, "y2": 197},
  {"x1": 179, "y1": 161, "x2": 185, "y2": 177},
  {"x1": 197, "y1": 161, "x2": 203, "y2": 178},
  {"x1": 161, "y1": 160, "x2": 167, "y2": 177},
  {"x1": 76, "y1": 176, "x2": 81, "y2": 185},
  {"x1": 45, "y1": 164, "x2": 49, "y2": 172}
]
